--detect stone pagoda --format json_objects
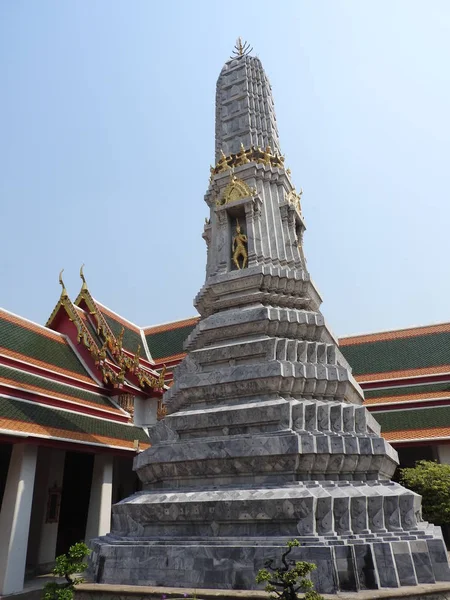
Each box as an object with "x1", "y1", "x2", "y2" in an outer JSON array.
[{"x1": 90, "y1": 42, "x2": 450, "y2": 593}]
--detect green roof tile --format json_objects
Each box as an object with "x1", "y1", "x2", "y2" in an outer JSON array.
[
  {"x1": 0, "y1": 315, "x2": 89, "y2": 377},
  {"x1": 146, "y1": 323, "x2": 197, "y2": 360},
  {"x1": 341, "y1": 332, "x2": 450, "y2": 376},
  {"x1": 375, "y1": 405, "x2": 450, "y2": 432},
  {"x1": 0, "y1": 396, "x2": 149, "y2": 443},
  {"x1": 0, "y1": 364, "x2": 117, "y2": 410}
]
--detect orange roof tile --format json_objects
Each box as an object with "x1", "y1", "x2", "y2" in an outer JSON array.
[
  {"x1": 0, "y1": 347, "x2": 95, "y2": 384},
  {"x1": 356, "y1": 365, "x2": 450, "y2": 383},
  {"x1": 340, "y1": 322, "x2": 450, "y2": 346},
  {"x1": 0, "y1": 376, "x2": 123, "y2": 415},
  {"x1": 143, "y1": 317, "x2": 199, "y2": 336},
  {"x1": 0, "y1": 309, "x2": 66, "y2": 343},
  {"x1": 364, "y1": 391, "x2": 450, "y2": 406},
  {"x1": 383, "y1": 426, "x2": 450, "y2": 443},
  {"x1": 0, "y1": 417, "x2": 150, "y2": 450}
]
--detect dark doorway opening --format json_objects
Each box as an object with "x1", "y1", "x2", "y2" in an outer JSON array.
[
  {"x1": 56, "y1": 451, "x2": 94, "y2": 555},
  {"x1": 392, "y1": 444, "x2": 437, "y2": 482}
]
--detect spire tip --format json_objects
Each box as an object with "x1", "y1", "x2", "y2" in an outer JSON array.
[{"x1": 231, "y1": 38, "x2": 252, "y2": 59}]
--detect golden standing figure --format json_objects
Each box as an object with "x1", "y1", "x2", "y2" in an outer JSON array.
[{"x1": 232, "y1": 218, "x2": 248, "y2": 269}]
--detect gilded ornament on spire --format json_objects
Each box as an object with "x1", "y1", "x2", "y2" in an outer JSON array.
[
  {"x1": 210, "y1": 145, "x2": 286, "y2": 178},
  {"x1": 286, "y1": 188, "x2": 303, "y2": 214},
  {"x1": 217, "y1": 173, "x2": 256, "y2": 206},
  {"x1": 231, "y1": 37, "x2": 252, "y2": 58}
]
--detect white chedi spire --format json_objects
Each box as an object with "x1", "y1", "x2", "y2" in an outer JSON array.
[{"x1": 215, "y1": 42, "x2": 281, "y2": 162}]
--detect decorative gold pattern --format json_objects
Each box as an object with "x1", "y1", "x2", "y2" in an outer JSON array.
[
  {"x1": 48, "y1": 268, "x2": 166, "y2": 394},
  {"x1": 157, "y1": 397, "x2": 167, "y2": 420},
  {"x1": 232, "y1": 219, "x2": 248, "y2": 270},
  {"x1": 118, "y1": 393, "x2": 135, "y2": 415},
  {"x1": 286, "y1": 188, "x2": 303, "y2": 214},
  {"x1": 217, "y1": 173, "x2": 256, "y2": 206},
  {"x1": 211, "y1": 145, "x2": 285, "y2": 179}
]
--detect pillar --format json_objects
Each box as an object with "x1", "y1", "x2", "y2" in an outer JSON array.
[
  {"x1": 0, "y1": 443, "x2": 38, "y2": 595},
  {"x1": 85, "y1": 454, "x2": 113, "y2": 542},
  {"x1": 37, "y1": 449, "x2": 66, "y2": 565},
  {"x1": 437, "y1": 445, "x2": 450, "y2": 465}
]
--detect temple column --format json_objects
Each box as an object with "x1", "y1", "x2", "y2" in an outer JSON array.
[
  {"x1": 85, "y1": 454, "x2": 113, "y2": 542},
  {"x1": 37, "y1": 449, "x2": 65, "y2": 566},
  {"x1": 437, "y1": 444, "x2": 450, "y2": 464},
  {"x1": 0, "y1": 443, "x2": 38, "y2": 595}
]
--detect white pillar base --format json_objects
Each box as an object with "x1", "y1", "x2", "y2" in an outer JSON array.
[
  {"x1": 0, "y1": 443, "x2": 38, "y2": 595},
  {"x1": 85, "y1": 454, "x2": 113, "y2": 543}
]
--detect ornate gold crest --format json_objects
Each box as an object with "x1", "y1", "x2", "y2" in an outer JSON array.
[{"x1": 217, "y1": 174, "x2": 256, "y2": 206}]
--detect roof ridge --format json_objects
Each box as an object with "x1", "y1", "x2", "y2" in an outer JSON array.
[
  {"x1": 340, "y1": 320, "x2": 450, "y2": 341},
  {"x1": 94, "y1": 300, "x2": 142, "y2": 332},
  {"x1": 0, "y1": 307, "x2": 65, "y2": 340},
  {"x1": 143, "y1": 315, "x2": 200, "y2": 334},
  {"x1": 0, "y1": 392, "x2": 133, "y2": 424},
  {"x1": 0, "y1": 361, "x2": 108, "y2": 397},
  {"x1": 0, "y1": 349, "x2": 98, "y2": 386},
  {"x1": 340, "y1": 321, "x2": 450, "y2": 345}
]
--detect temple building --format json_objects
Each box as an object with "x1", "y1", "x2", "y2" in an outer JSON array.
[
  {"x1": 0, "y1": 269, "x2": 167, "y2": 596},
  {"x1": 1, "y1": 41, "x2": 450, "y2": 595}
]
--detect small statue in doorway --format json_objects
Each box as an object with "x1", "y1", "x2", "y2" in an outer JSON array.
[{"x1": 232, "y1": 218, "x2": 248, "y2": 269}]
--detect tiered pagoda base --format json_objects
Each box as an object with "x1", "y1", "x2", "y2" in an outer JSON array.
[{"x1": 91, "y1": 483, "x2": 450, "y2": 593}]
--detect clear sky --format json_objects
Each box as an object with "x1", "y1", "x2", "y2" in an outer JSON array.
[{"x1": 1, "y1": 1, "x2": 449, "y2": 337}]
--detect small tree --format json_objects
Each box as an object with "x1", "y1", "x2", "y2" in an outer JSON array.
[
  {"x1": 256, "y1": 540, "x2": 323, "y2": 600},
  {"x1": 400, "y1": 460, "x2": 450, "y2": 526},
  {"x1": 43, "y1": 542, "x2": 91, "y2": 600}
]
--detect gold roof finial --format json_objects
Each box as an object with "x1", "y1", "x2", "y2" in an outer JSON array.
[
  {"x1": 59, "y1": 269, "x2": 68, "y2": 297},
  {"x1": 231, "y1": 38, "x2": 252, "y2": 58},
  {"x1": 80, "y1": 263, "x2": 87, "y2": 289},
  {"x1": 237, "y1": 37, "x2": 244, "y2": 56}
]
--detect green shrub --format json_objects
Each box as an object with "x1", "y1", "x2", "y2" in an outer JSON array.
[
  {"x1": 256, "y1": 540, "x2": 323, "y2": 600},
  {"x1": 43, "y1": 542, "x2": 91, "y2": 600},
  {"x1": 400, "y1": 460, "x2": 450, "y2": 526}
]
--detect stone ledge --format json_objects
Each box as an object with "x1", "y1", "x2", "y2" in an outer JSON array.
[{"x1": 75, "y1": 582, "x2": 450, "y2": 600}]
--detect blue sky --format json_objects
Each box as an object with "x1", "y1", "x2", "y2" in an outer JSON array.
[{"x1": 1, "y1": 1, "x2": 449, "y2": 337}]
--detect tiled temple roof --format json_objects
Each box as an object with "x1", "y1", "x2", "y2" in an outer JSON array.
[
  {"x1": 0, "y1": 396, "x2": 149, "y2": 450},
  {"x1": 364, "y1": 381, "x2": 450, "y2": 406},
  {"x1": 0, "y1": 363, "x2": 122, "y2": 415},
  {"x1": 144, "y1": 317, "x2": 199, "y2": 361},
  {"x1": 0, "y1": 307, "x2": 152, "y2": 449},
  {"x1": 375, "y1": 405, "x2": 450, "y2": 443},
  {"x1": 339, "y1": 323, "x2": 450, "y2": 380},
  {"x1": 0, "y1": 309, "x2": 93, "y2": 382}
]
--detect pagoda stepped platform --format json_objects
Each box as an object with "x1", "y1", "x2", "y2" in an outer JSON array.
[{"x1": 90, "y1": 480, "x2": 450, "y2": 593}]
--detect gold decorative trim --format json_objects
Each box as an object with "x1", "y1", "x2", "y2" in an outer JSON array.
[
  {"x1": 157, "y1": 397, "x2": 167, "y2": 420},
  {"x1": 48, "y1": 268, "x2": 166, "y2": 393},
  {"x1": 211, "y1": 145, "x2": 285, "y2": 179},
  {"x1": 118, "y1": 393, "x2": 134, "y2": 415},
  {"x1": 217, "y1": 173, "x2": 256, "y2": 206},
  {"x1": 286, "y1": 188, "x2": 303, "y2": 214}
]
